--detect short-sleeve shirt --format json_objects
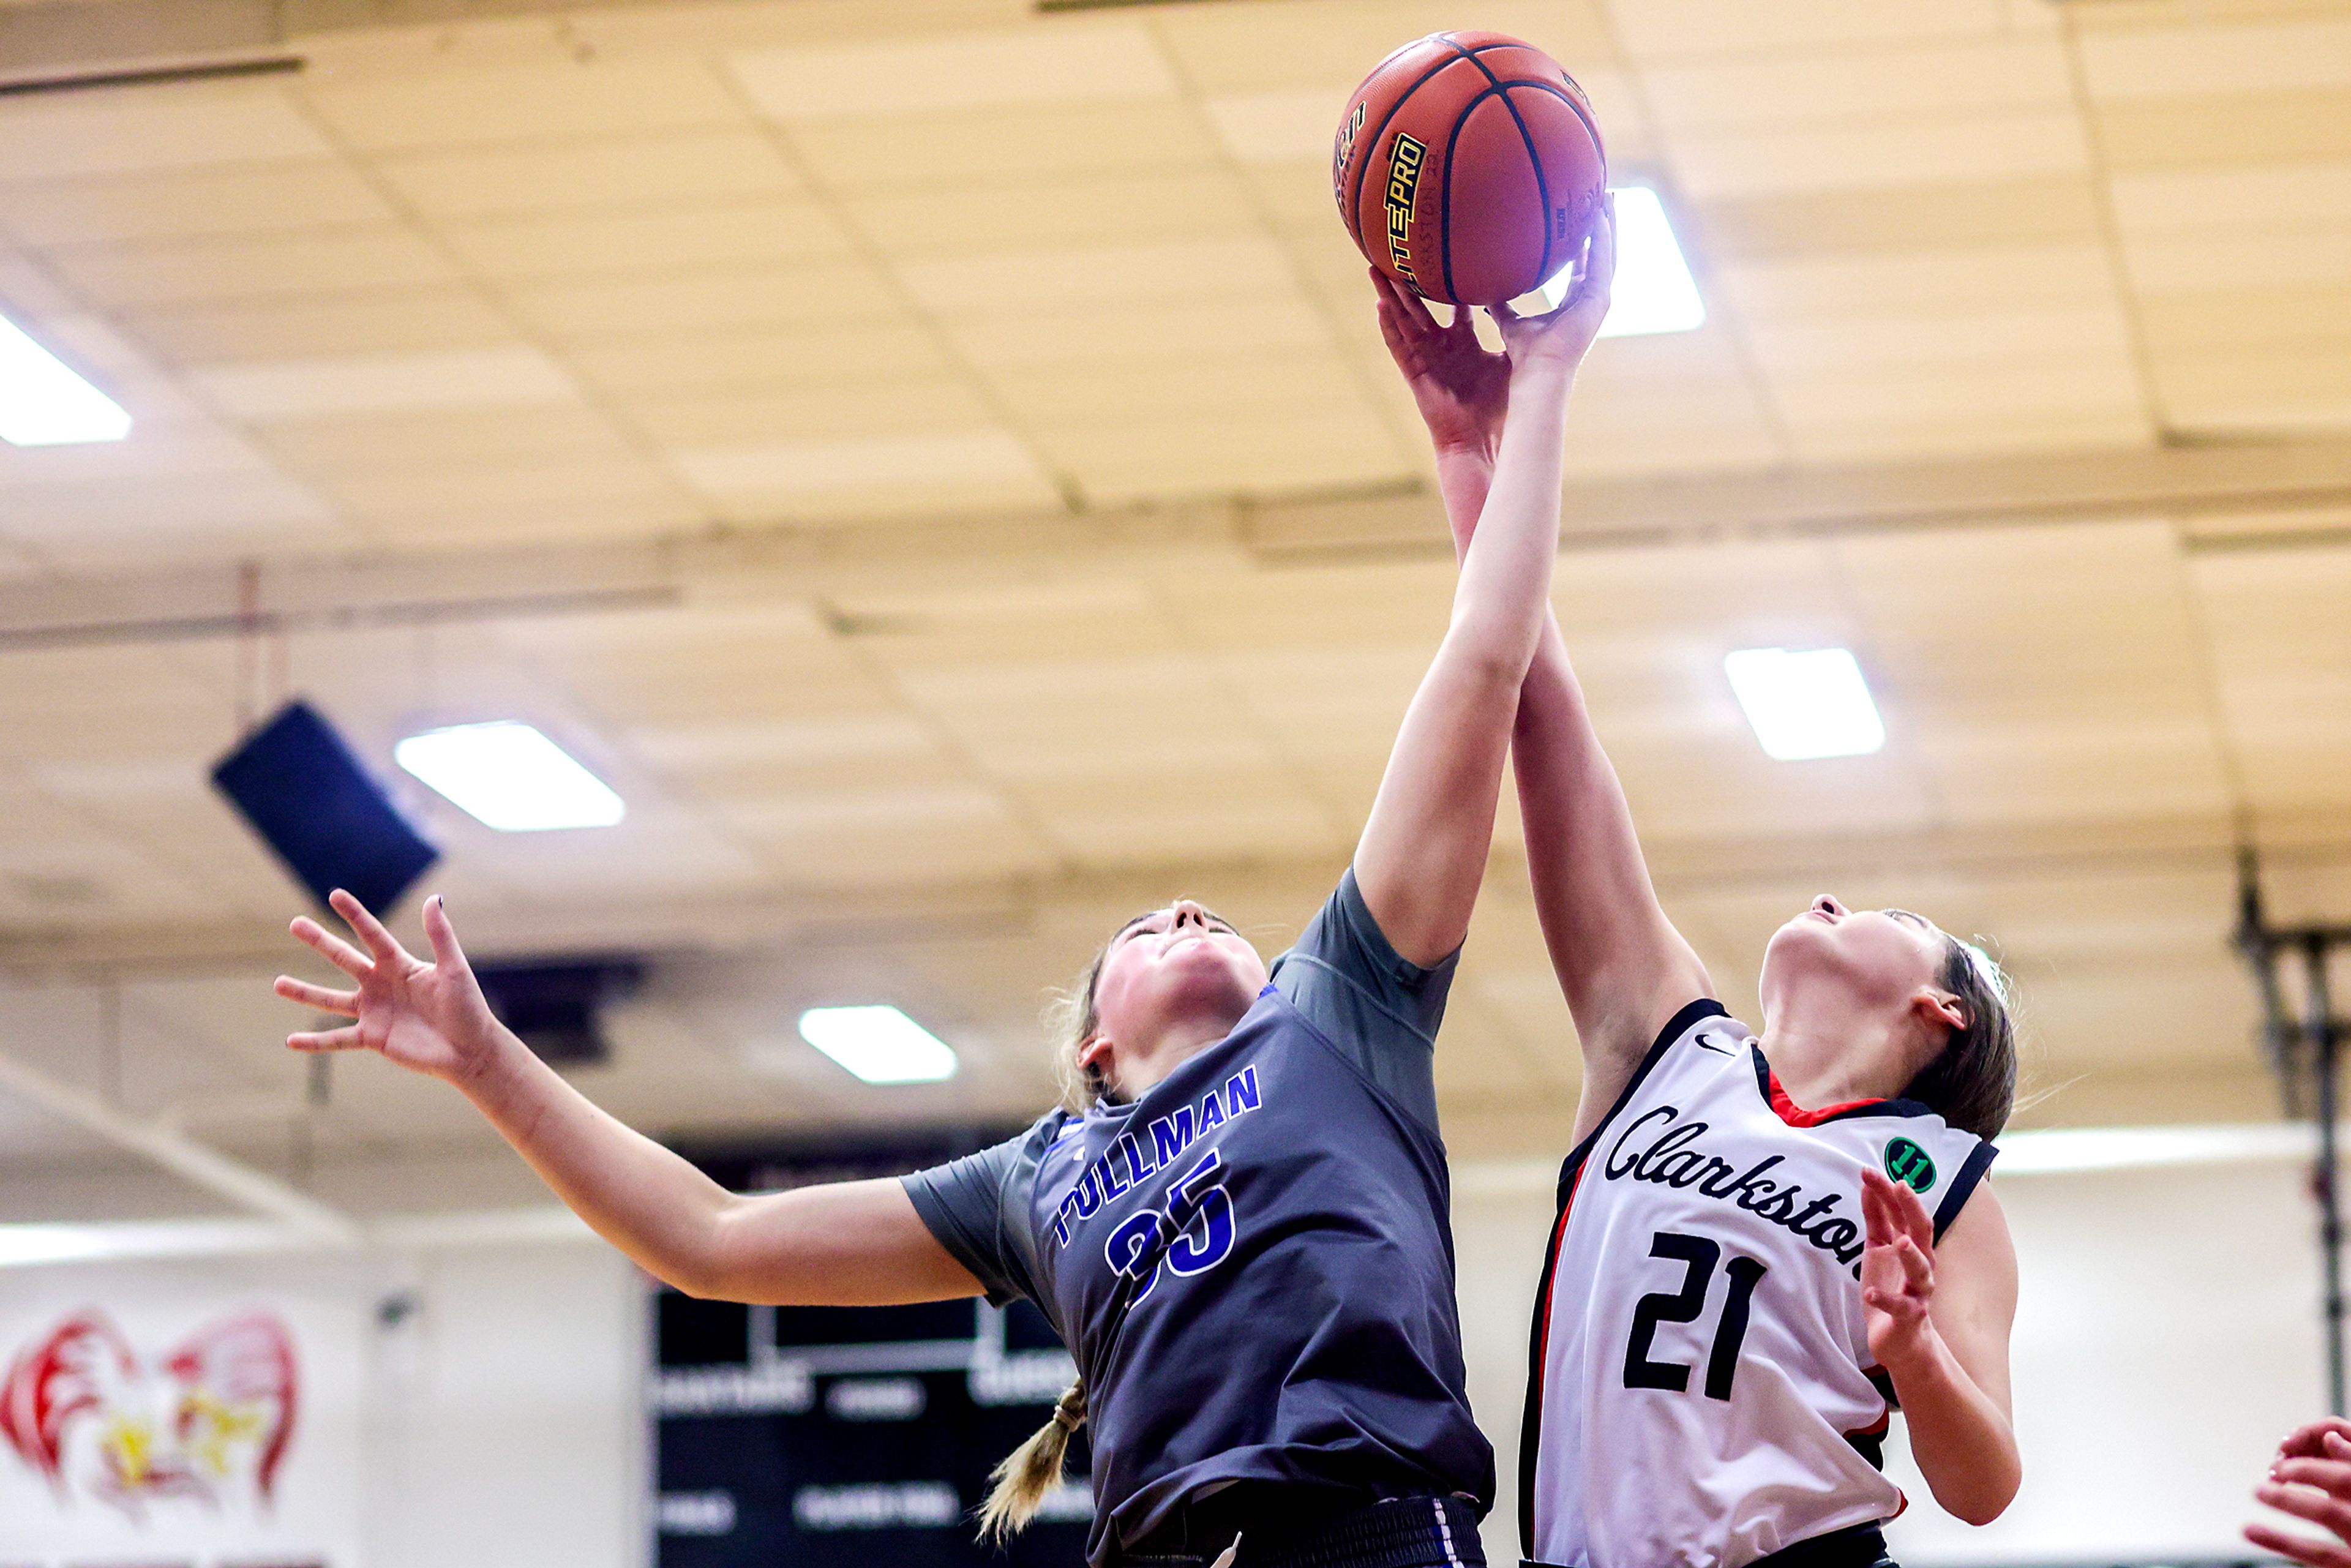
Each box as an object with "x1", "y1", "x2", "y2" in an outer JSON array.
[{"x1": 903, "y1": 869, "x2": 1493, "y2": 1566}]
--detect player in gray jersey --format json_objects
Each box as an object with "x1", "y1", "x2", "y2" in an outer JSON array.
[
  {"x1": 1373, "y1": 261, "x2": 2025, "y2": 1567},
  {"x1": 268, "y1": 212, "x2": 1622, "y2": 1567}
]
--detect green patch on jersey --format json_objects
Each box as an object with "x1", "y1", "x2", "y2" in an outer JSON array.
[{"x1": 1884, "y1": 1136, "x2": 1937, "y2": 1193}]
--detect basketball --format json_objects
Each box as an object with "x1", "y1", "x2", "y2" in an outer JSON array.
[{"x1": 1333, "y1": 31, "x2": 1608, "y2": 307}]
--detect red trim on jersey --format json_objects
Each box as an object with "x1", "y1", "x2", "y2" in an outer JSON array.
[
  {"x1": 1766, "y1": 1069, "x2": 1887, "y2": 1128},
  {"x1": 1524, "y1": 1158, "x2": 1592, "y2": 1539},
  {"x1": 1530, "y1": 1160, "x2": 1591, "y2": 1395}
]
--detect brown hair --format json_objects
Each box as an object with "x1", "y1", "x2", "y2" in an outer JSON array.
[{"x1": 1903, "y1": 935, "x2": 2019, "y2": 1141}]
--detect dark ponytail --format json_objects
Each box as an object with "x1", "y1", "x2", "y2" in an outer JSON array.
[
  {"x1": 1903, "y1": 936, "x2": 2018, "y2": 1141},
  {"x1": 978, "y1": 1376, "x2": 1086, "y2": 1541}
]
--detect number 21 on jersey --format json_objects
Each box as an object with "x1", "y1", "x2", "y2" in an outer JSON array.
[{"x1": 1622, "y1": 1230, "x2": 1768, "y2": 1401}]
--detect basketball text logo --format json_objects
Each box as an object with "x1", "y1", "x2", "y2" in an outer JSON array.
[
  {"x1": 1384, "y1": 133, "x2": 1427, "y2": 287},
  {"x1": 1332, "y1": 100, "x2": 1366, "y2": 190}
]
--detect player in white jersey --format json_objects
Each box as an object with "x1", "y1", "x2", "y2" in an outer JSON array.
[{"x1": 1371, "y1": 271, "x2": 2023, "y2": 1568}]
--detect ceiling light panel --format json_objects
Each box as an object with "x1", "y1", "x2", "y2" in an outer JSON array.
[
  {"x1": 1723, "y1": 647, "x2": 1886, "y2": 761},
  {"x1": 797, "y1": 1005, "x2": 958, "y2": 1085},
  {"x1": 395, "y1": 722, "x2": 625, "y2": 832},
  {"x1": 0, "y1": 313, "x2": 131, "y2": 446}
]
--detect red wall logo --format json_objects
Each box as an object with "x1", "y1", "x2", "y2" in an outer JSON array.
[{"x1": 0, "y1": 1310, "x2": 298, "y2": 1518}]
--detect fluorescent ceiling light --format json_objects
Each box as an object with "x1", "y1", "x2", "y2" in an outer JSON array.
[
  {"x1": 1723, "y1": 647, "x2": 1886, "y2": 761},
  {"x1": 394, "y1": 721, "x2": 624, "y2": 832},
  {"x1": 1530, "y1": 185, "x2": 1704, "y2": 336},
  {"x1": 798, "y1": 1005, "x2": 958, "y2": 1085},
  {"x1": 0, "y1": 313, "x2": 130, "y2": 446}
]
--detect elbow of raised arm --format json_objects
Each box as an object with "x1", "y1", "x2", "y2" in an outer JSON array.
[
  {"x1": 658, "y1": 1196, "x2": 750, "y2": 1302},
  {"x1": 1933, "y1": 1452, "x2": 2022, "y2": 1527}
]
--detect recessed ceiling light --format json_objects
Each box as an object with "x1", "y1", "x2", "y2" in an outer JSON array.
[
  {"x1": 797, "y1": 1005, "x2": 958, "y2": 1085},
  {"x1": 0, "y1": 313, "x2": 130, "y2": 446},
  {"x1": 1530, "y1": 184, "x2": 1705, "y2": 337},
  {"x1": 394, "y1": 722, "x2": 624, "y2": 832},
  {"x1": 1723, "y1": 648, "x2": 1886, "y2": 761}
]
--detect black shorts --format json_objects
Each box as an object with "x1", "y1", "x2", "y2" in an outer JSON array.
[{"x1": 1123, "y1": 1492, "x2": 1487, "y2": 1567}]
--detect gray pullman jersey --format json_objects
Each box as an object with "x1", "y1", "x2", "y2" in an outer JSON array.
[{"x1": 903, "y1": 871, "x2": 1494, "y2": 1566}]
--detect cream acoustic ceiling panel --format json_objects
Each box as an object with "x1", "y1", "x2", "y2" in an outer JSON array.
[{"x1": 0, "y1": 0, "x2": 2339, "y2": 1204}]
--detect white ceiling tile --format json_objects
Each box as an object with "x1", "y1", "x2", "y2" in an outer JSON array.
[
  {"x1": 0, "y1": 84, "x2": 332, "y2": 181},
  {"x1": 2112, "y1": 161, "x2": 2351, "y2": 233},
  {"x1": 440, "y1": 201, "x2": 852, "y2": 280},
  {"x1": 503, "y1": 262, "x2": 895, "y2": 339},
  {"x1": 899, "y1": 238, "x2": 1296, "y2": 315},
  {"x1": 1670, "y1": 108, "x2": 2087, "y2": 199},
  {"x1": 1204, "y1": 89, "x2": 1346, "y2": 164},
  {"x1": 788, "y1": 100, "x2": 1217, "y2": 190},
  {"x1": 1603, "y1": 0, "x2": 2012, "y2": 60},
  {"x1": 672, "y1": 429, "x2": 1050, "y2": 501},
  {"x1": 38, "y1": 225, "x2": 460, "y2": 309},
  {"x1": 729, "y1": 22, "x2": 1177, "y2": 120},
  {"x1": 2123, "y1": 225, "x2": 2351, "y2": 293},
  {"x1": 0, "y1": 160, "x2": 397, "y2": 246},
  {"x1": 1643, "y1": 38, "x2": 2071, "y2": 130},
  {"x1": 300, "y1": 57, "x2": 748, "y2": 151},
  {"x1": 375, "y1": 130, "x2": 799, "y2": 220},
  {"x1": 2078, "y1": 15, "x2": 2351, "y2": 99},
  {"x1": 191, "y1": 345, "x2": 582, "y2": 420}
]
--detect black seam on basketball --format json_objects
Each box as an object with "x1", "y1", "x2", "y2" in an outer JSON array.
[
  {"x1": 1436, "y1": 36, "x2": 1558, "y2": 293},
  {"x1": 1498, "y1": 77, "x2": 1609, "y2": 170},
  {"x1": 1343, "y1": 51, "x2": 1466, "y2": 263}
]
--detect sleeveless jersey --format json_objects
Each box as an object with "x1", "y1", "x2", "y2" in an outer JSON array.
[
  {"x1": 1520, "y1": 1001, "x2": 1996, "y2": 1568},
  {"x1": 905, "y1": 876, "x2": 1493, "y2": 1568}
]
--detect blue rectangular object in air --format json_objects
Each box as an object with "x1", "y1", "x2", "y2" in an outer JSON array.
[{"x1": 211, "y1": 699, "x2": 438, "y2": 915}]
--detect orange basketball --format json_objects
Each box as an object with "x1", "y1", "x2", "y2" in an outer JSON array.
[{"x1": 1333, "y1": 31, "x2": 1608, "y2": 307}]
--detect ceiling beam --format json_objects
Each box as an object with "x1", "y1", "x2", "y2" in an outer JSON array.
[
  {"x1": 1, "y1": 437, "x2": 2347, "y2": 654},
  {"x1": 0, "y1": 1049, "x2": 360, "y2": 1244}
]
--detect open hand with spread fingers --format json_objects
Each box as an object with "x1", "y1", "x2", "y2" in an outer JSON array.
[
  {"x1": 1861, "y1": 1166, "x2": 1940, "y2": 1370},
  {"x1": 2252, "y1": 1424, "x2": 2351, "y2": 1567},
  {"x1": 274, "y1": 890, "x2": 504, "y2": 1087}
]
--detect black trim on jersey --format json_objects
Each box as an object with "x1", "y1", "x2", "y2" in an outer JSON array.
[
  {"x1": 1746, "y1": 1047, "x2": 1940, "y2": 1125},
  {"x1": 1517, "y1": 997, "x2": 1727, "y2": 1556},
  {"x1": 1559, "y1": 999, "x2": 1728, "y2": 1188},
  {"x1": 1931, "y1": 1138, "x2": 2000, "y2": 1244},
  {"x1": 1863, "y1": 1362, "x2": 1900, "y2": 1418}
]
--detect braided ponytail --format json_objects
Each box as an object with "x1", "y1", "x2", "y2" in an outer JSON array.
[{"x1": 977, "y1": 1376, "x2": 1086, "y2": 1542}]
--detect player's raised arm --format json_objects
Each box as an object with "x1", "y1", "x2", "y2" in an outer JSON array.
[
  {"x1": 1370, "y1": 221, "x2": 1709, "y2": 1136},
  {"x1": 1352, "y1": 207, "x2": 1618, "y2": 970},
  {"x1": 276, "y1": 890, "x2": 981, "y2": 1306}
]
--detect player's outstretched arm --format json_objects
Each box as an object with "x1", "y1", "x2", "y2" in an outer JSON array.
[
  {"x1": 275, "y1": 891, "x2": 982, "y2": 1307},
  {"x1": 1353, "y1": 204, "x2": 1614, "y2": 969},
  {"x1": 1862, "y1": 1170, "x2": 2021, "y2": 1525},
  {"x1": 1371, "y1": 225, "x2": 1708, "y2": 1138}
]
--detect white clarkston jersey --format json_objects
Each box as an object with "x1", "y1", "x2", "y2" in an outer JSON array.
[{"x1": 1520, "y1": 1001, "x2": 1997, "y2": 1568}]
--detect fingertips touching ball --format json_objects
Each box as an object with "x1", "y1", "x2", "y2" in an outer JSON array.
[{"x1": 1333, "y1": 31, "x2": 1608, "y2": 308}]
